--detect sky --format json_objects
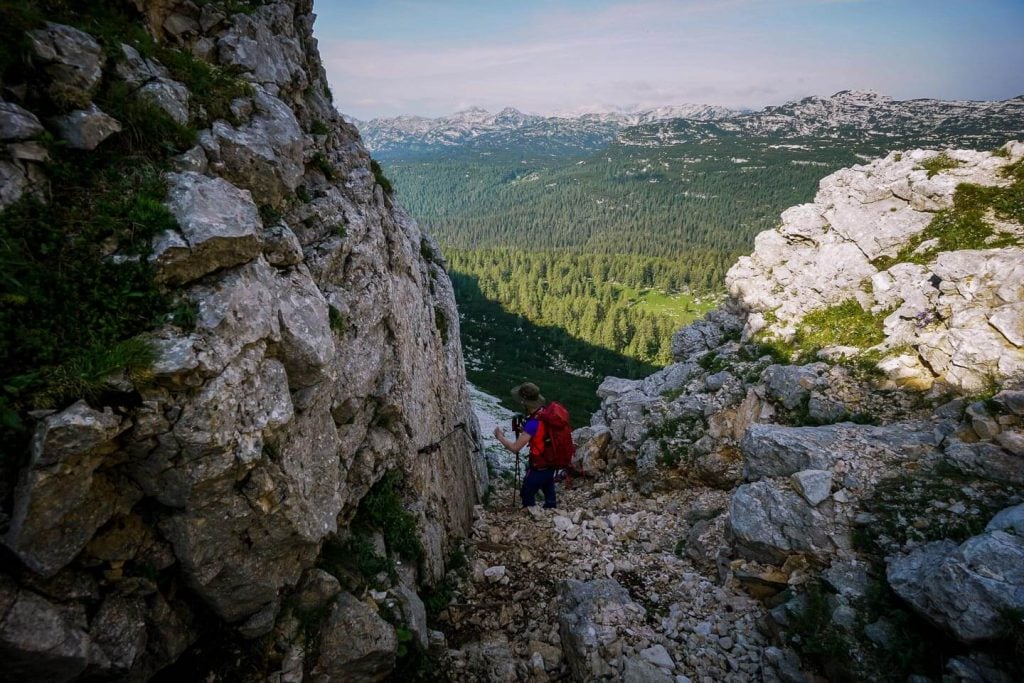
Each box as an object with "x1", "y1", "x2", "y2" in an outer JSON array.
[{"x1": 312, "y1": 0, "x2": 1024, "y2": 120}]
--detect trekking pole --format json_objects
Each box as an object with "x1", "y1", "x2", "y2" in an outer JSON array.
[{"x1": 513, "y1": 450, "x2": 519, "y2": 507}]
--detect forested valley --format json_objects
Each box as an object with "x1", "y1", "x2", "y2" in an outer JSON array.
[{"x1": 380, "y1": 123, "x2": 1017, "y2": 415}]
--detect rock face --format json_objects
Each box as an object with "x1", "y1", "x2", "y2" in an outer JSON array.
[
  {"x1": 727, "y1": 142, "x2": 1024, "y2": 393},
  {"x1": 0, "y1": 3, "x2": 485, "y2": 680},
  {"x1": 887, "y1": 503, "x2": 1024, "y2": 642}
]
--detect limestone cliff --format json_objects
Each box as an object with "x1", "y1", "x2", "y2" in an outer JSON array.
[
  {"x1": 578, "y1": 144, "x2": 1024, "y2": 681},
  {"x1": 0, "y1": 2, "x2": 485, "y2": 680}
]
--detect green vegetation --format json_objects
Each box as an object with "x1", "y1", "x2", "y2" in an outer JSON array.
[
  {"x1": 312, "y1": 152, "x2": 335, "y2": 181},
  {"x1": 917, "y1": 152, "x2": 962, "y2": 178},
  {"x1": 371, "y1": 159, "x2": 394, "y2": 196},
  {"x1": 875, "y1": 158, "x2": 1024, "y2": 269},
  {"x1": 449, "y1": 249, "x2": 714, "y2": 366},
  {"x1": 792, "y1": 299, "x2": 890, "y2": 356},
  {"x1": 310, "y1": 120, "x2": 331, "y2": 135},
  {"x1": 434, "y1": 306, "x2": 449, "y2": 345},
  {"x1": 328, "y1": 306, "x2": 346, "y2": 333},
  {"x1": 357, "y1": 470, "x2": 423, "y2": 563},
  {"x1": 455, "y1": 272, "x2": 658, "y2": 418}
]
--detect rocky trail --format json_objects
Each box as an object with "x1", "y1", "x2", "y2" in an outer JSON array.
[{"x1": 440, "y1": 471, "x2": 775, "y2": 683}]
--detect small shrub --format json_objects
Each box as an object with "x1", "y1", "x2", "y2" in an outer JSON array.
[
  {"x1": 259, "y1": 204, "x2": 282, "y2": 226},
  {"x1": 310, "y1": 120, "x2": 331, "y2": 135},
  {"x1": 334, "y1": 223, "x2": 347, "y2": 238},
  {"x1": 434, "y1": 307, "x2": 449, "y2": 345},
  {"x1": 358, "y1": 470, "x2": 423, "y2": 562},
  {"x1": 371, "y1": 159, "x2": 394, "y2": 196},
  {"x1": 419, "y1": 238, "x2": 434, "y2": 262},
  {"x1": 296, "y1": 185, "x2": 311, "y2": 202},
  {"x1": 917, "y1": 152, "x2": 962, "y2": 178},
  {"x1": 992, "y1": 146, "x2": 1010, "y2": 159},
  {"x1": 312, "y1": 153, "x2": 335, "y2": 180},
  {"x1": 328, "y1": 306, "x2": 346, "y2": 333},
  {"x1": 167, "y1": 299, "x2": 198, "y2": 330},
  {"x1": 893, "y1": 152, "x2": 903, "y2": 162}
]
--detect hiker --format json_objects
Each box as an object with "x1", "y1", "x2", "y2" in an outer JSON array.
[{"x1": 494, "y1": 382, "x2": 574, "y2": 509}]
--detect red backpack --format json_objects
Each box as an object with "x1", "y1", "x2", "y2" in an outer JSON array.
[{"x1": 532, "y1": 402, "x2": 575, "y2": 470}]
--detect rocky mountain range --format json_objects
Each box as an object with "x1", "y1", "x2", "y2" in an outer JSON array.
[
  {"x1": 353, "y1": 103, "x2": 735, "y2": 157},
  {"x1": 358, "y1": 91, "x2": 1024, "y2": 158}
]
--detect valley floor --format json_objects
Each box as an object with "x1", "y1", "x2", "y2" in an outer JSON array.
[{"x1": 438, "y1": 470, "x2": 774, "y2": 682}]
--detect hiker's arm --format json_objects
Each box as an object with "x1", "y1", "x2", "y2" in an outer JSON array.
[{"x1": 494, "y1": 427, "x2": 530, "y2": 453}]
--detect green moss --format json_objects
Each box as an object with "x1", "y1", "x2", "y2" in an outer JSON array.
[
  {"x1": 792, "y1": 300, "x2": 890, "y2": 356},
  {"x1": 917, "y1": 152, "x2": 962, "y2": 178},
  {"x1": 371, "y1": 159, "x2": 395, "y2": 196},
  {"x1": 328, "y1": 306, "x2": 346, "y2": 333},
  {"x1": 312, "y1": 152, "x2": 335, "y2": 181},
  {"x1": 874, "y1": 158, "x2": 1024, "y2": 269},
  {"x1": 434, "y1": 307, "x2": 449, "y2": 345}
]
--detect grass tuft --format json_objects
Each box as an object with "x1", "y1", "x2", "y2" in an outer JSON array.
[{"x1": 917, "y1": 152, "x2": 962, "y2": 178}]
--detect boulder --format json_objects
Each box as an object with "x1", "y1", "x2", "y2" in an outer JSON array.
[
  {"x1": 154, "y1": 171, "x2": 263, "y2": 286},
  {"x1": 0, "y1": 576, "x2": 96, "y2": 682},
  {"x1": 761, "y1": 363, "x2": 826, "y2": 410},
  {"x1": 4, "y1": 402, "x2": 137, "y2": 576},
  {"x1": 729, "y1": 481, "x2": 843, "y2": 563},
  {"x1": 114, "y1": 45, "x2": 191, "y2": 125},
  {"x1": 887, "y1": 522, "x2": 1024, "y2": 642},
  {"x1": 50, "y1": 104, "x2": 121, "y2": 150},
  {"x1": 312, "y1": 592, "x2": 397, "y2": 682},
  {"x1": 741, "y1": 422, "x2": 939, "y2": 480},
  {"x1": 0, "y1": 102, "x2": 45, "y2": 140},
  {"x1": 28, "y1": 22, "x2": 104, "y2": 106},
  {"x1": 89, "y1": 594, "x2": 147, "y2": 675}
]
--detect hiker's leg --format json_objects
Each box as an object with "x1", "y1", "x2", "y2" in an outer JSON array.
[
  {"x1": 521, "y1": 469, "x2": 541, "y2": 507},
  {"x1": 541, "y1": 470, "x2": 556, "y2": 508}
]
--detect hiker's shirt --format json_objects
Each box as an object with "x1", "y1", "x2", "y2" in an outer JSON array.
[{"x1": 524, "y1": 412, "x2": 547, "y2": 469}]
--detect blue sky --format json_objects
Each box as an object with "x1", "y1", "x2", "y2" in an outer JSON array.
[{"x1": 312, "y1": 0, "x2": 1024, "y2": 120}]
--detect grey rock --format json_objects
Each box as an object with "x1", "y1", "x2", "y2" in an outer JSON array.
[
  {"x1": 0, "y1": 101, "x2": 45, "y2": 140},
  {"x1": 863, "y1": 618, "x2": 896, "y2": 650},
  {"x1": 986, "y1": 503, "x2": 1024, "y2": 536},
  {"x1": 790, "y1": 469, "x2": 832, "y2": 506},
  {"x1": 887, "y1": 530, "x2": 1024, "y2": 642},
  {"x1": 138, "y1": 79, "x2": 191, "y2": 126},
  {"x1": 293, "y1": 568, "x2": 341, "y2": 613},
  {"x1": 806, "y1": 393, "x2": 848, "y2": 424},
  {"x1": 558, "y1": 579, "x2": 643, "y2": 682},
  {"x1": 89, "y1": 594, "x2": 146, "y2": 674},
  {"x1": 639, "y1": 643, "x2": 674, "y2": 669},
  {"x1": 729, "y1": 480, "x2": 841, "y2": 562},
  {"x1": 741, "y1": 421, "x2": 939, "y2": 480},
  {"x1": 211, "y1": 87, "x2": 303, "y2": 205},
  {"x1": 624, "y1": 657, "x2": 674, "y2": 682},
  {"x1": 390, "y1": 584, "x2": 429, "y2": 650},
  {"x1": 995, "y1": 429, "x2": 1024, "y2": 456},
  {"x1": 217, "y1": 3, "x2": 308, "y2": 89},
  {"x1": 274, "y1": 268, "x2": 335, "y2": 388},
  {"x1": 28, "y1": 22, "x2": 104, "y2": 106},
  {"x1": 945, "y1": 438, "x2": 1024, "y2": 485},
  {"x1": 762, "y1": 363, "x2": 826, "y2": 410},
  {"x1": 762, "y1": 646, "x2": 809, "y2": 683},
  {"x1": 706, "y1": 371, "x2": 732, "y2": 392},
  {"x1": 821, "y1": 559, "x2": 871, "y2": 600},
  {"x1": 945, "y1": 653, "x2": 1015, "y2": 683},
  {"x1": 263, "y1": 223, "x2": 304, "y2": 266},
  {"x1": 155, "y1": 172, "x2": 263, "y2": 285},
  {"x1": 993, "y1": 390, "x2": 1024, "y2": 416},
  {"x1": 4, "y1": 401, "x2": 137, "y2": 576},
  {"x1": 50, "y1": 104, "x2": 122, "y2": 150},
  {"x1": 237, "y1": 601, "x2": 277, "y2": 639},
  {"x1": 0, "y1": 576, "x2": 95, "y2": 682},
  {"x1": 312, "y1": 592, "x2": 397, "y2": 682},
  {"x1": 671, "y1": 309, "x2": 743, "y2": 361}
]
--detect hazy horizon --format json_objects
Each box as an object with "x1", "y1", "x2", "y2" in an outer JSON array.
[{"x1": 312, "y1": 0, "x2": 1024, "y2": 121}]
